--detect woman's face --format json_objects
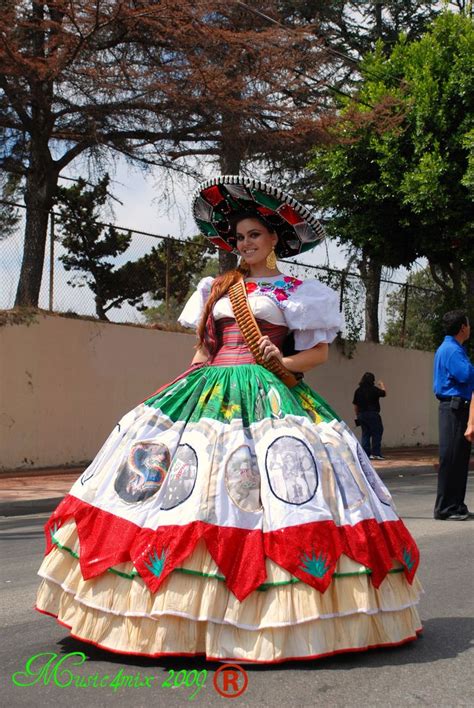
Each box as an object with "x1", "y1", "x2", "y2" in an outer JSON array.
[{"x1": 235, "y1": 218, "x2": 278, "y2": 266}]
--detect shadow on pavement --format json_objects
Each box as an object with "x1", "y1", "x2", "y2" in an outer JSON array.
[{"x1": 57, "y1": 616, "x2": 473, "y2": 672}]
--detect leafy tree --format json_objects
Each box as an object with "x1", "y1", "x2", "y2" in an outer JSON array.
[
  {"x1": 383, "y1": 268, "x2": 442, "y2": 350},
  {"x1": 272, "y1": 0, "x2": 440, "y2": 179},
  {"x1": 142, "y1": 297, "x2": 189, "y2": 327},
  {"x1": 0, "y1": 171, "x2": 21, "y2": 241},
  {"x1": 315, "y1": 265, "x2": 364, "y2": 357},
  {"x1": 55, "y1": 175, "x2": 154, "y2": 320},
  {"x1": 278, "y1": 1, "x2": 439, "y2": 57},
  {"x1": 368, "y1": 11, "x2": 474, "y2": 303},
  {"x1": 142, "y1": 237, "x2": 217, "y2": 316},
  {"x1": 0, "y1": 1, "x2": 336, "y2": 306},
  {"x1": 307, "y1": 98, "x2": 422, "y2": 341},
  {"x1": 143, "y1": 258, "x2": 220, "y2": 325},
  {"x1": 270, "y1": 3, "x2": 441, "y2": 342},
  {"x1": 307, "y1": 10, "x2": 474, "y2": 341},
  {"x1": 56, "y1": 176, "x2": 217, "y2": 321}
]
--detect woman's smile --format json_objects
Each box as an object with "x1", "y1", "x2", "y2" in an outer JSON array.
[
  {"x1": 235, "y1": 217, "x2": 278, "y2": 272},
  {"x1": 241, "y1": 246, "x2": 258, "y2": 256}
]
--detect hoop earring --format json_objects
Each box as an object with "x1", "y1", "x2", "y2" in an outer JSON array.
[{"x1": 266, "y1": 249, "x2": 277, "y2": 269}]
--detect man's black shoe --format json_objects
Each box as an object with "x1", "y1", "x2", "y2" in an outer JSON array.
[{"x1": 455, "y1": 507, "x2": 474, "y2": 518}]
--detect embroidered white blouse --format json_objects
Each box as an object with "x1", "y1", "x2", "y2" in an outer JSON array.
[{"x1": 178, "y1": 274, "x2": 343, "y2": 349}]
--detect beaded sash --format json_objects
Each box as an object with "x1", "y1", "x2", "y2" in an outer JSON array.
[{"x1": 228, "y1": 279, "x2": 299, "y2": 388}]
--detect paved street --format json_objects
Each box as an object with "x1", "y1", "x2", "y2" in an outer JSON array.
[{"x1": 1, "y1": 469, "x2": 473, "y2": 708}]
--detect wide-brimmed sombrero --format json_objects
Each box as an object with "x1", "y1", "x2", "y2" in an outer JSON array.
[{"x1": 192, "y1": 175, "x2": 325, "y2": 259}]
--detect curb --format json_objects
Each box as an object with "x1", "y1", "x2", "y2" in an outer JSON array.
[
  {"x1": 0, "y1": 497, "x2": 63, "y2": 517},
  {"x1": 0, "y1": 466, "x2": 85, "y2": 480},
  {"x1": 377, "y1": 465, "x2": 436, "y2": 478}
]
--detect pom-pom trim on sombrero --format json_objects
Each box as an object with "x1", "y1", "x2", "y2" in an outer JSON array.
[{"x1": 192, "y1": 175, "x2": 326, "y2": 259}]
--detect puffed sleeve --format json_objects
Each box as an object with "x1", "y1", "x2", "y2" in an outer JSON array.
[
  {"x1": 281, "y1": 279, "x2": 343, "y2": 349},
  {"x1": 177, "y1": 276, "x2": 215, "y2": 329}
]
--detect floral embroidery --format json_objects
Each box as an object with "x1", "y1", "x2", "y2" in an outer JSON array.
[{"x1": 245, "y1": 276, "x2": 303, "y2": 305}]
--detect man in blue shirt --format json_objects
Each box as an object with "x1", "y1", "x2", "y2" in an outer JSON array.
[{"x1": 433, "y1": 310, "x2": 474, "y2": 520}]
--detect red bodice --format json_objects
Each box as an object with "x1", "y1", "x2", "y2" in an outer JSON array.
[{"x1": 209, "y1": 317, "x2": 289, "y2": 366}]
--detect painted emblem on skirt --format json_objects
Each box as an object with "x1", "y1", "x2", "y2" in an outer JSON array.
[
  {"x1": 160, "y1": 444, "x2": 198, "y2": 510},
  {"x1": 325, "y1": 444, "x2": 367, "y2": 511},
  {"x1": 114, "y1": 442, "x2": 170, "y2": 503},
  {"x1": 265, "y1": 436, "x2": 318, "y2": 505},
  {"x1": 356, "y1": 444, "x2": 392, "y2": 506},
  {"x1": 225, "y1": 445, "x2": 262, "y2": 512}
]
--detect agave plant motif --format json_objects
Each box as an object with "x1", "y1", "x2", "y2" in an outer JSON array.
[
  {"x1": 402, "y1": 547, "x2": 415, "y2": 572},
  {"x1": 145, "y1": 547, "x2": 168, "y2": 577},
  {"x1": 299, "y1": 549, "x2": 331, "y2": 578},
  {"x1": 50, "y1": 522, "x2": 60, "y2": 542}
]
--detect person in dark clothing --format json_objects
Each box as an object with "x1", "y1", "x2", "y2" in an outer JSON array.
[
  {"x1": 353, "y1": 372, "x2": 387, "y2": 460},
  {"x1": 433, "y1": 310, "x2": 474, "y2": 521}
]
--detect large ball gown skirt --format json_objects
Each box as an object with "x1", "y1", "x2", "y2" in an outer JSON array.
[{"x1": 36, "y1": 346, "x2": 422, "y2": 662}]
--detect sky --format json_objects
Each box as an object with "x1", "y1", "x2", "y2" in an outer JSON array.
[
  {"x1": 2, "y1": 154, "x2": 424, "y2": 334},
  {"x1": 77, "y1": 159, "x2": 356, "y2": 272},
  {"x1": 67, "y1": 158, "x2": 423, "y2": 334},
  {"x1": 92, "y1": 158, "x2": 422, "y2": 284}
]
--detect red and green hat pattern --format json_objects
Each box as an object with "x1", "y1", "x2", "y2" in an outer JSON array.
[{"x1": 192, "y1": 175, "x2": 326, "y2": 259}]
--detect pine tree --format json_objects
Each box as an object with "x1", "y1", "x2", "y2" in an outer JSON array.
[{"x1": 56, "y1": 176, "x2": 152, "y2": 320}]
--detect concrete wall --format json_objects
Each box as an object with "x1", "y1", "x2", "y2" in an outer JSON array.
[
  {"x1": 304, "y1": 341, "x2": 438, "y2": 449},
  {"x1": 0, "y1": 313, "x2": 438, "y2": 470}
]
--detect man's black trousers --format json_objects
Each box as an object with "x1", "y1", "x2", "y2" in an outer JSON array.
[{"x1": 435, "y1": 401, "x2": 472, "y2": 518}]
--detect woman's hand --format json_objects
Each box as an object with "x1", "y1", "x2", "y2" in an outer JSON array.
[
  {"x1": 258, "y1": 336, "x2": 283, "y2": 364},
  {"x1": 191, "y1": 345, "x2": 209, "y2": 365}
]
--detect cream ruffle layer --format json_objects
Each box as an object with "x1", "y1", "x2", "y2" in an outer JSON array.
[{"x1": 36, "y1": 521, "x2": 422, "y2": 661}]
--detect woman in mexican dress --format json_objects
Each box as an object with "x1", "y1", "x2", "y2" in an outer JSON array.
[{"x1": 35, "y1": 176, "x2": 422, "y2": 663}]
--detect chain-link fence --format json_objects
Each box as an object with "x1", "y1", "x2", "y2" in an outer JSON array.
[
  {"x1": 1, "y1": 200, "x2": 438, "y2": 346},
  {"x1": 1, "y1": 201, "x2": 214, "y2": 325}
]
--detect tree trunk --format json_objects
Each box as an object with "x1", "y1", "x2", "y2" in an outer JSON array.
[
  {"x1": 95, "y1": 295, "x2": 109, "y2": 321},
  {"x1": 374, "y1": 1, "x2": 383, "y2": 40},
  {"x1": 15, "y1": 157, "x2": 57, "y2": 307},
  {"x1": 15, "y1": 4, "x2": 58, "y2": 307},
  {"x1": 466, "y1": 268, "x2": 474, "y2": 304},
  {"x1": 218, "y1": 131, "x2": 241, "y2": 274},
  {"x1": 359, "y1": 252, "x2": 382, "y2": 343},
  {"x1": 466, "y1": 268, "x2": 474, "y2": 357}
]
